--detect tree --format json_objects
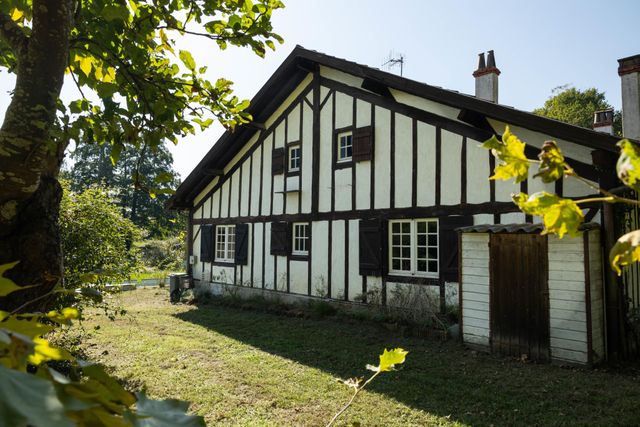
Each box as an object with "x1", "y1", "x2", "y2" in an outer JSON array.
[
  {"x1": 533, "y1": 86, "x2": 622, "y2": 136},
  {"x1": 0, "y1": 0, "x2": 284, "y2": 311},
  {"x1": 65, "y1": 141, "x2": 182, "y2": 237}
]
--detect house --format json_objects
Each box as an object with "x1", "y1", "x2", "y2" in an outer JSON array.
[{"x1": 168, "y1": 47, "x2": 640, "y2": 363}]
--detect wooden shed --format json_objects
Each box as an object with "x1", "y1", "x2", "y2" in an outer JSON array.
[{"x1": 458, "y1": 223, "x2": 605, "y2": 366}]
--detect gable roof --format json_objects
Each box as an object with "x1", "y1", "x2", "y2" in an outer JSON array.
[{"x1": 168, "y1": 45, "x2": 621, "y2": 209}]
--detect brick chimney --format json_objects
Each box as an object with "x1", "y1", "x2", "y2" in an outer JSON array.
[
  {"x1": 618, "y1": 54, "x2": 640, "y2": 140},
  {"x1": 473, "y1": 50, "x2": 500, "y2": 103},
  {"x1": 593, "y1": 108, "x2": 614, "y2": 135}
]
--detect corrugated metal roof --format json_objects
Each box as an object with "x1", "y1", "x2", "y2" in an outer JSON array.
[{"x1": 457, "y1": 222, "x2": 600, "y2": 234}]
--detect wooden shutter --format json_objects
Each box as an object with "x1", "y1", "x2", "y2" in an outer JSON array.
[
  {"x1": 235, "y1": 223, "x2": 249, "y2": 265},
  {"x1": 359, "y1": 218, "x2": 387, "y2": 276},
  {"x1": 272, "y1": 147, "x2": 285, "y2": 175},
  {"x1": 439, "y1": 216, "x2": 473, "y2": 282},
  {"x1": 200, "y1": 224, "x2": 213, "y2": 262},
  {"x1": 270, "y1": 222, "x2": 290, "y2": 256},
  {"x1": 353, "y1": 126, "x2": 374, "y2": 162}
]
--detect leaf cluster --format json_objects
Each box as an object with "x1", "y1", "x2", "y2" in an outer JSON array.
[
  {"x1": 0, "y1": 262, "x2": 204, "y2": 426},
  {"x1": 482, "y1": 127, "x2": 640, "y2": 274},
  {"x1": 1, "y1": 0, "x2": 285, "y2": 162}
]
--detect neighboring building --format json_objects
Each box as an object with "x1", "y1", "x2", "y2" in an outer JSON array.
[{"x1": 168, "y1": 47, "x2": 640, "y2": 362}]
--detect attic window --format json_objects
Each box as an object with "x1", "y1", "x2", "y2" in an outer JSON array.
[
  {"x1": 337, "y1": 131, "x2": 353, "y2": 162},
  {"x1": 288, "y1": 144, "x2": 301, "y2": 172}
]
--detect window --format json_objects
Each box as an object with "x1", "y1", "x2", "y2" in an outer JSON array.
[
  {"x1": 215, "y1": 225, "x2": 236, "y2": 262},
  {"x1": 292, "y1": 222, "x2": 310, "y2": 256},
  {"x1": 337, "y1": 131, "x2": 353, "y2": 162},
  {"x1": 288, "y1": 145, "x2": 301, "y2": 172},
  {"x1": 389, "y1": 219, "x2": 438, "y2": 276}
]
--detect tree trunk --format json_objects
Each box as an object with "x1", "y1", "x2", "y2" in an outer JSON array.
[{"x1": 0, "y1": 0, "x2": 73, "y2": 312}]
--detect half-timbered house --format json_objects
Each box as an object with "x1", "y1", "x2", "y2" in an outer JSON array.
[{"x1": 168, "y1": 47, "x2": 640, "y2": 363}]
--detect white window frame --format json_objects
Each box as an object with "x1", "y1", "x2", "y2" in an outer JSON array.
[
  {"x1": 337, "y1": 131, "x2": 353, "y2": 162},
  {"x1": 215, "y1": 224, "x2": 236, "y2": 263},
  {"x1": 288, "y1": 144, "x2": 301, "y2": 172},
  {"x1": 388, "y1": 219, "x2": 438, "y2": 277},
  {"x1": 292, "y1": 222, "x2": 310, "y2": 256}
]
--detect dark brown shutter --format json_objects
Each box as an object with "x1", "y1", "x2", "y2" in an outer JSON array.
[
  {"x1": 235, "y1": 223, "x2": 249, "y2": 265},
  {"x1": 353, "y1": 126, "x2": 374, "y2": 162},
  {"x1": 270, "y1": 222, "x2": 290, "y2": 256},
  {"x1": 439, "y1": 216, "x2": 474, "y2": 282},
  {"x1": 359, "y1": 218, "x2": 387, "y2": 276},
  {"x1": 272, "y1": 147, "x2": 285, "y2": 175},
  {"x1": 200, "y1": 224, "x2": 213, "y2": 262}
]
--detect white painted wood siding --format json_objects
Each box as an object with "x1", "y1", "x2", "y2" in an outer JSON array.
[
  {"x1": 460, "y1": 233, "x2": 491, "y2": 347},
  {"x1": 548, "y1": 235, "x2": 589, "y2": 364}
]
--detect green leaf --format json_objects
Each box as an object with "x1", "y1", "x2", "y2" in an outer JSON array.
[
  {"x1": 0, "y1": 261, "x2": 34, "y2": 297},
  {"x1": 610, "y1": 230, "x2": 640, "y2": 275},
  {"x1": 0, "y1": 365, "x2": 74, "y2": 427},
  {"x1": 154, "y1": 172, "x2": 174, "y2": 184},
  {"x1": 76, "y1": 55, "x2": 93, "y2": 77},
  {"x1": 101, "y1": 4, "x2": 130, "y2": 22},
  {"x1": 179, "y1": 50, "x2": 196, "y2": 71},
  {"x1": 534, "y1": 140, "x2": 566, "y2": 183},
  {"x1": 617, "y1": 139, "x2": 640, "y2": 192},
  {"x1": 513, "y1": 192, "x2": 584, "y2": 238},
  {"x1": 481, "y1": 126, "x2": 530, "y2": 183},
  {"x1": 79, "y1": 361, "x2": 136, "y2": 407},
  {"x1": 133, "y1": 391, "x2": 205, "y2": 427},
  {"x1": 378, "y1": 348, "x2": 408, "y2": 372}
]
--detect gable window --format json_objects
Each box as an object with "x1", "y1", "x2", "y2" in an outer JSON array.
[
  {"x1": 215, "y1": 224, "x2": 236, "y2": 262},
  {"x1": 389, "y1": 219, "x2": 438, "y2": 277},
  {"x1": 292, "y1": 222, "x2": 310, "y2": 256},
  {"x1": 288, "y1": 144, "x2": 301, "y2": 172},
  {"x1": 337, "y1": 131, "x2": 353, "y2": 162}
]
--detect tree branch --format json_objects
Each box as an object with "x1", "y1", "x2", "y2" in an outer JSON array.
[{"x1": 0, "y1": 11, "x2": 28, "y2": 57}]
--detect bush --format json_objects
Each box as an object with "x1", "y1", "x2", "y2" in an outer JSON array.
[
  {"x1": 59, "y1": 182, "x2": 141, "y2": 313},
  {"x1": 137, "y1": 233, "x2": 185, "y2": 271}
]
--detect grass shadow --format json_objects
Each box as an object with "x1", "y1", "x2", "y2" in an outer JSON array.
[{"x1": 174, "y1": 301, "x2": 640, "y2": 426}]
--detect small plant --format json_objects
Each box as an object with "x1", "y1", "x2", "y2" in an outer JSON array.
[{"x1": 327, "y1": 348, "x2": 408, "y2": 427}]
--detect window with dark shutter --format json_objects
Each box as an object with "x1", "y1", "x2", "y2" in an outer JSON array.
[
  {"x1": 353, "y1": 126, "x2": 373, "y2": 162},
  {"x1": 200, "y1": 224, "x2": 213, "y2": 262},
  {"x1": 270, "y1": 222, "x2": 290, "y2": 256},
  {"x1": 235, "y1": 223, "x2": 249, "y2": 265},
  {"x1": 359, "y1": 218, "x2": 387, "y2": 276},
  {"x1": 438, "y1": 215, "x2": 473, "y2": 282},
  {"x1": 272, "y1": 147, "x2": 285, "y2": 175}
]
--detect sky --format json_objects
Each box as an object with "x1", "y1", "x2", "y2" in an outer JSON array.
[{"x1": 1, "y1": 0, "x2": 639, "y2": 179}]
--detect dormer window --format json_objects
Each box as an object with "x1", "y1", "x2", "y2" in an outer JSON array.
[
  {"x1": 288, "y1": 144, "x2": 301, "y2": 172},
  {"x1": 337, "y1": 131, "x2": 353, "y2": 162}
]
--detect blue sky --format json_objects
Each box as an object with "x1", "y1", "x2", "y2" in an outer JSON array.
[{"x1": 1, "y1": 0, "x2": 639, "y2": 178}]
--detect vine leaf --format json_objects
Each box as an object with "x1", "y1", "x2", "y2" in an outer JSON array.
[
  {"x1": 617, "y1": 139, "x2": 640, "y2": 192},
  {"x1": 513, "y1": 192, "x2": 584, "y2": 238},
  {"x1": 481, "y1": 126, "x2": 529, "y2": 183},
  {"x1": 610, "y1": 230, "x2": 640, "y2": 275},
  {"x1": 535, "y1": 140, "x2": 565, "y2": 183},
  {"x1": 367, "y1": 348, "x2": 409, "y2": 373}
]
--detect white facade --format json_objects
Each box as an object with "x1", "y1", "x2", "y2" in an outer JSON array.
[{"x1": 175, "y1": 48, "x2": 614, "y2": 332}]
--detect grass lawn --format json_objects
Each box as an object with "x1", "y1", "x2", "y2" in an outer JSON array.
[{"x1": 76, "y1": 289, "x2": 640, "y2": 426}]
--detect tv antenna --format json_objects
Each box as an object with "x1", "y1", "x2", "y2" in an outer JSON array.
[{"x1": 382, "y1": 51, "x2": 406, "y2": 76}]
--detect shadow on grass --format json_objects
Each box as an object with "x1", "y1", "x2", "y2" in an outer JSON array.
[{"x1": 174, "y1": 302, "x2": 640, "y2": 426}]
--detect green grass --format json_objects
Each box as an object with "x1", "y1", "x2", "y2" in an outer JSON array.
[
  {"x1": 76, "y1": 289, "x2": 640, "y2": 426},
  {"x1": 128, "y1": 270, "x2": 179, "y2": 282}
]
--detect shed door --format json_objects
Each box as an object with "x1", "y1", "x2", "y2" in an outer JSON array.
[{"x1": 490, "y1": 233, "x2": 549, "y2": 361}]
